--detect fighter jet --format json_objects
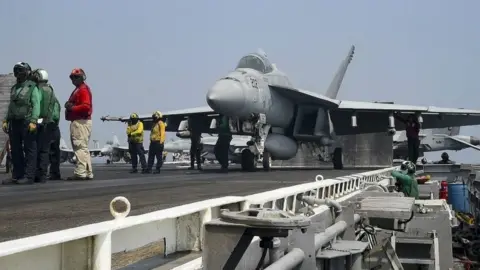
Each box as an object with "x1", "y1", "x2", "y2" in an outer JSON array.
[
  {"x1": 59, "y1": 138, "x2": 104, "y2": 164},
  {"x1": 98, "y1": 135, "x2": 140, "y2": 164},
  {"x1": 393, "y1": 126, "x2": 480, "y2": 159},
  {"x1": 164, "y1": 136, "x2": 253, "y2": 164},
  {"x1": 101, "y1": 45, "x2": 480, "y2": 171}
]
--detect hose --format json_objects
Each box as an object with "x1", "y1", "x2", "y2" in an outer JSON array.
[
  {"x1": 398, "y1": 211, "x2": 414, "y2": 225},
  {"x1": 255, "y1": 248, "x2": 268, "y2": 270}
]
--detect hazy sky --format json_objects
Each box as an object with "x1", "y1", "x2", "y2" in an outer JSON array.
[{"x1": 1, "y1": 0, "x2": 479, "y2": 163}]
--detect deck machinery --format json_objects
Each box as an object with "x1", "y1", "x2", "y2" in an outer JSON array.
[{"x1": 202, "y1": 184, "x2": 455, "y2": 269}]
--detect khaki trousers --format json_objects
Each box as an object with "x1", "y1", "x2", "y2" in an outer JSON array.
[{"x1": 70, "y1": 119, "x2": 93, "y2": 178}]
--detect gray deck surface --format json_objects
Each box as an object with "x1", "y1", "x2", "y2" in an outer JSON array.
[{"x1": 0, "y1": 163, "x2": 369, "y2": 242}]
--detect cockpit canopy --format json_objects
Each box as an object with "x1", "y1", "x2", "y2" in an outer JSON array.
[{"x1": 236, "y1": 52, "x2": 273, "y2": 74}]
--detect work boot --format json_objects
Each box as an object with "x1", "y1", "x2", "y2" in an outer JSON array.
[
  {"x1": 17, "y1": 178, "x2": 34, "y2": 185},
  {"x1": 142, "y1": 169, "x2": 151, "y2": 174},
  {"x1": 130, "y1": 168, "x2": 138, "y2": 173},
  {"x1": 66, "y1": 175, "x2": 89, "y2": 181},
  {"x1": 197, "y1": 165, "x2": 203, "y2": 171},
  {"x1": 153, "y1": 168, "x2": 161, "y2": 174},
  {"x1": 2, "y1": 178, "x2": 18, "y2": 185},
  {"x1": 48, "y1": 174, "x2": 63, "y2": 180},
  {"x1": 34, "y1": 176, "x2": 46, "y2": 183}
]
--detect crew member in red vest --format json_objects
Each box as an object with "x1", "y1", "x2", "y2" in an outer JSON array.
[
  {"x1": 64, "y1": 68, "x2": 93, "y2": 180},
  {"x1": 396, "y1": 113, "x2": 420, "y2": 163}
]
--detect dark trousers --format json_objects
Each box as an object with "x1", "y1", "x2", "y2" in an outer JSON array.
[
  {"x1": 129, "y1": 142, "x2": 146, "y2": 169},
  {"x1": 407, "y1": 137, "x2": 420, "y2": 163},
  {"x1": 148, "y1": 141, "x2": 164, "y2": 170},
  {"x1": 190, "y1": 135, "x2": 202, "y2": 168},
  {"x1": 49, "y1": 124, "x2": 61, "y2": 177},
  {"x1": 214, "y1": 135, "x2": 232, "y2": 169},
  {"x1": 36, "y1": 123, "x2": 56, "y2": 181},
  {"x1": 9, "y1": 120, "x2": 37, "y2": 179}
]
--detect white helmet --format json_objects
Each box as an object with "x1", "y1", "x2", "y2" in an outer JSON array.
[{"x1": 32, "y1": 69, "x2": 49, "y2": 82}]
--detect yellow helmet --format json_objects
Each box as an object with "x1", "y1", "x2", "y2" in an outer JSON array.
[
  {"x1": 130, "y1": 113, "x2": 139, "y2": 119},
  {"x1": 152, "y1": 111, "x2": 163, "y2": 119}
]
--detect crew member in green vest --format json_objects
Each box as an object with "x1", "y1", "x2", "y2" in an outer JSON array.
[
  {"x1": 2, "y1": 62, "x2": 41, "y2": 185},
  {"x1": 391, "y1": 161, "x2": 419, "y2": 199},
  {"x1": 214, "y1": 115, "x2": 232, "y2": 172},
  {"x1": 48, "y1": 98, "x2": 62, "y2": 180},
  {"x1": 31, "y1": 68, "x2": 60, "y2": 183}
]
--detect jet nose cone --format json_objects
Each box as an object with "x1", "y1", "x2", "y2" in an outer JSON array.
[
  {"x1": 206, "y1": 80, "x2": 245, "y2": 115},
  {"x1": 471, "y1": 136, "x2": 480, "y2": 145}
]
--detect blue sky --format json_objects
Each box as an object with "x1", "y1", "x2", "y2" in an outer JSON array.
[{"x1": 1, "y1": 0, "x2": 479, "y2": 163}]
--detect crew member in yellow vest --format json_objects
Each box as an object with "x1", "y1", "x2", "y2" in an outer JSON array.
[
  {"x1": 146, "y1": 111, "x2": 166, "y2": 174},
  {"x1": 2, "y1": 62, "x2": 41, "y2": 185},
  {"x1": 126, "y1": 113, "x2": 147, "y2": 173}
]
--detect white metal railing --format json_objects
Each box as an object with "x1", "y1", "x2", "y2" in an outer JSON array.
[{"x1": 0, "y1": 167, "x2": 397, "y2": 270}]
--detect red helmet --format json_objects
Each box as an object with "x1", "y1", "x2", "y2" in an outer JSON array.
[{"x1": 70, "y1": 68, "x2": 86, "y2": 81}]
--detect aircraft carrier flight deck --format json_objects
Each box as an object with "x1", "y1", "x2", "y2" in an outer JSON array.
[{"x1": 0, "y1": 163, "x2": 370, "y2": 242}]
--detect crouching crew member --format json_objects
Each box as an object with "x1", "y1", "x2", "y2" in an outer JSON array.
[
  {"x1": 146, "y1": 111, "x2": 166, "y2": 174},
  {"x1": 31, "y1": 69, "x2": 60, "y2": 183},
  {"x1": 2, "y1": 62, "x2": 40, "y2": 185},
  {"x1": 126, "y1": 113, "x2": 147, "y2": 173}
]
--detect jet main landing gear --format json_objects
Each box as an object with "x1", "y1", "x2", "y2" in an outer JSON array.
[{"x1": 240, "y1": 114, "x2": 271, "y2": 172}]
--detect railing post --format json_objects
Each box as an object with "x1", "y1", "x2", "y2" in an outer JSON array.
[
  {"x1": 93, "y1": 232, "x2": 112, "y2": 270},
  {"x1": 93, "y1": 196, "x2": 131, "y2": 270}
]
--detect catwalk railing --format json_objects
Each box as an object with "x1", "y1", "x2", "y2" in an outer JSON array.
[{"x1": 0, "y1": 166, "x2": 397, "y2": 270}]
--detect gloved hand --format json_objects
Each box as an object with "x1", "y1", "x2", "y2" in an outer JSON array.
[
  {"x1": 28, "y1": 122, "x2": 37, "y2": 132},
  {"x1": 2, "y1": 121, "x2": 8, "y2": 134},
  {"x1": 65, "y1": 102, "x2": 73, "y2": 110}
]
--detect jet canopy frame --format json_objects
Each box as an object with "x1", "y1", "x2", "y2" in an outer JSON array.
[{"x1": 236, "y1": 53, "x2": 273, "y2": 74}]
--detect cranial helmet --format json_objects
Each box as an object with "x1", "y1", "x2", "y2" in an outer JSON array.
[
  {"x1": 152, "y1": 111, "x2": 162, "y2": 119},
  {"x1": 400, "y1": 160, "x2": 416, "y2": 174},
  {"x1": 32, "y1": 69, "x2": 49, "y2": 82}
]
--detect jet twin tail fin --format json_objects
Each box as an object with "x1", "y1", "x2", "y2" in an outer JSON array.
[
  {"x1": 113, "y1": 135, "x2": 120, "y2": 146},
  {"x1": 325, "y1": 45, "x2": 355, "y2": 99}
]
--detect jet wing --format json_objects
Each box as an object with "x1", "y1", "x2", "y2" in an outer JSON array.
[
  {"x1": 113, "y1": 145, "x2": 149, "y2": 154},
  {"x1": 438, "y1": 134, "x2": 480, "y2": 151},
  {"x1": 269, "y1": 85, "x2": 340, "y2": 108},
  {"x1": 101, "y1": 106, "x2": 215, "y2": 132},
  {"x1": 270, "y1": 85, "x2": 480, "y2": 135},
  {"x1": 89, "y1": 148, "x2": 103, "y2": 156},
  {"x1": 329, "y1": 100, "x2": 480, "y2": 135}
]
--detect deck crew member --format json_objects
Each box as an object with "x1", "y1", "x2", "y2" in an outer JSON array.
[
  {"x1": 187, "y1": 115, "x2": 203, "y2": 171},
  {"x1": 65, "y1": 68, "x2": 94, "y2": 180},
  {"x1": 214, "y1": 115, "x2": 232, "y2": 172},
  {"x1": 395, "y1": 114, "x2": 420, "y2": 163},
  {"x1": 391, "y1": 161, "x2": 419, "y2": 199},
  {"x1": 31, "y1": 69, "x2": 60, "y2": 183},
  {"x1": 434, "y1": 152, "x2": 455, "y2": 164},
  {"x1": 48, "y1": 95, "x2": 62, "y2": 180},
  {"x1": 2, "y1": 62, "x2": 41, "y2": 185},
  {"x1": 146, "y1": 111, "x2": 166, "y2": 174},
  {"x1": 126, "y1": 113, "x2": 147, "y2": 173}
]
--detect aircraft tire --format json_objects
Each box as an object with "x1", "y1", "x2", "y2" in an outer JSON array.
[
  {"x1": 262, "y1": 151, "x2": 271, "y2": 171},
  {"x1": 241, "y1": 149, "x2": 256, "y2": 172},
  {"x1": 333, "y1": 148, "x2": 344, "y2": 170}
]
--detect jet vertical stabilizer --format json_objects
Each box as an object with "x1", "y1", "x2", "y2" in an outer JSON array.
[
  {"x1": 60, "y1": 138, "x2": 68, "y2": 149},
  {"x1": 325, "y1": 45, "x2": 355, "y2": 99},
  {"x1": 113, "y1": 135, "x2": 120, "y2": 146}
]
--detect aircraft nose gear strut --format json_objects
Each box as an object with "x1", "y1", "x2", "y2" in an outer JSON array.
[{"x1": 242, "y1": 113, "x2": 271, "y2": 171}]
